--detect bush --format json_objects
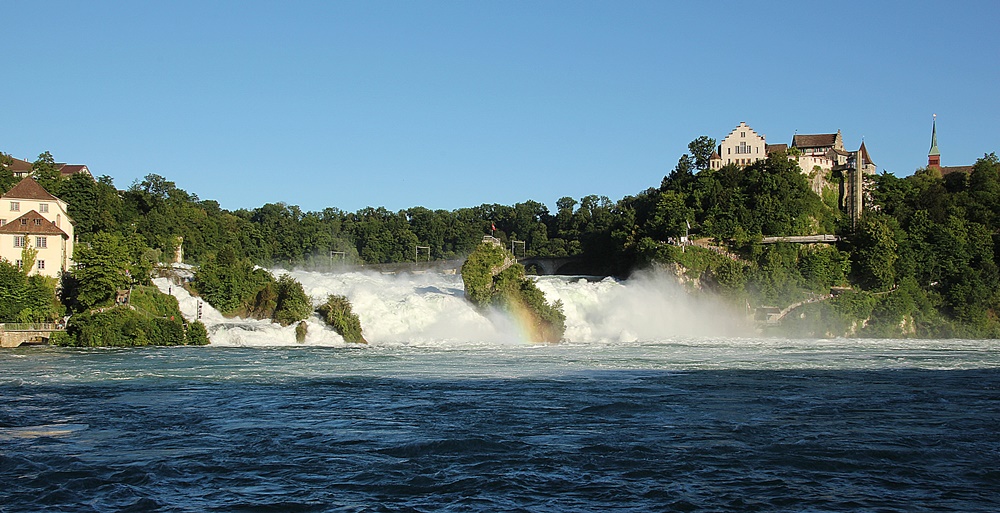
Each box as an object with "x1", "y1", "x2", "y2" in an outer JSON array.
[
  {"x1": 0, "y1": 261, "x2": 62, "y2": 323},
  {"x1": 316, "y1": 295, "x2": 366, "y2": 344},
  {"x1": 57, "y1": 286, "x2": 206, "y2": 347},
  {"x1": 273, "y1": 274, "x2": 311, "y2": 326},
  {"x1": 193, "y1": 255, "x2": 272, "y2": 315},
  {"x1": 186, "y1": 320, "x2": 210, "y2": 345},
  {"x1": 59, "y1": 308, "x2": 185, "y2": 347},
  {"x1": 194, "y1": 257, "x2": 310, "y2": 326}
]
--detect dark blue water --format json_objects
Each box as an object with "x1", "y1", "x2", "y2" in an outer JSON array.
[{"x1": 2, "y1": 343, "x2": 999, "y2": 512}]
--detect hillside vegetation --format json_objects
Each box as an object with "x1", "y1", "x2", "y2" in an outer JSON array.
[{"x1": 3, "y1": 146, "x2": 999, "y2": 339}]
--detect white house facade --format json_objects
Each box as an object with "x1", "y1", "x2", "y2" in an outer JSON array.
[
  {"x1": 710, "y1": 122, "x2": 767, "y2": 170},
  {"x1": 0, "y1": 177, "x2": 75, "y2": 277}
]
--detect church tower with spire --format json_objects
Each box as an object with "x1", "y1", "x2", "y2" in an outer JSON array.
[{"x1": 928, "y1": 114, "x2": 941, "y2": 169}]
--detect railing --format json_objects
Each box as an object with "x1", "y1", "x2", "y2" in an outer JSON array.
[
  {"x1": 759, "y1": 234, "x2": 841, "y2": 244},
  {"x1": 0, "y1": 323, "x2": 64, "y2": 332}
]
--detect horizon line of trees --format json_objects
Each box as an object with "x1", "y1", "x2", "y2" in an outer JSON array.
[{"x1": 4, "y1": 143, "x2": 1000, "y2": 337}]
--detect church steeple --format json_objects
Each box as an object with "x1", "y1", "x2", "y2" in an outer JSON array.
[{"x1": 928, "y1": 114, "x2": 941, "y2": 169}]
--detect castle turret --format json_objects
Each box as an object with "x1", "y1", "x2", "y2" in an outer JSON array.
[{"x1": 928, "y1": 114, "x2": 941, "y2": 169}]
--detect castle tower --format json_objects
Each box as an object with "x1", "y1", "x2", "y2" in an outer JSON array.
[{"x1": 928, "y1": 114, "x2": 941, "y2": 169}]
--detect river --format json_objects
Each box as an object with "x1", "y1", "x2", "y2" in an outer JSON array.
[{"x1": 1, "y1": 270, "x2": 998, "y2": 511}]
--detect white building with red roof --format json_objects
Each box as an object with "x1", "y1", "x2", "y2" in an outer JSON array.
[{"x1": 0, "y1": 177, "x2": 75, "y2": 277}]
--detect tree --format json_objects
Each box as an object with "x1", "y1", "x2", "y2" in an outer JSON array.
[
  {"x1": 0, "y1": 152, "x2": 17, "y2": 193},
  {"x1": 20, "y1": 240, "x2": 38, "y2": 276},
  {"x1": 852, "y1": 213, "x2": 899, "y2": 291},
  {"x1": 665, "y1": 154, "x2": 695, "y2": 185},
  {"x1": 67, "y1": 232, "x2": 133, "y2": 310},
  {"x1": 32, "y1": 151, "x2": 62, "y2": 194},
  {"x1": 688, "y1": 136, "x2": 717, "y2": 172}
]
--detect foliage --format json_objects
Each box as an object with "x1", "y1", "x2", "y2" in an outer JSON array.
[
  {"x1": 316, "y1": 294, "x2": 366, "y2": 344},
  {"x1": 57, "y1": 285, "x2": 208, "y2": 346},
  {"x1": 186, "y1": 320, "x2": 210, "y2": 345},
  {"x1": 65, "y1": 232, "x2": 151, "y2": 311},
  {"x1": 272, "y1": 274, "x2": 312, "y2": 327},
  {"x1": 20, "y1": 240, "x2": 38, "y2": 275},
  {"x1": 0, "y1": 152, "x2": 17, "y2": 192},
  {"x1": 460, "y1": 241, "x2": 506, "y2": 306},
  {"x1": 59, "y1": 308, "x2": 182, "y2": 347},
  {"x1": 58, "y1": 286, "x2": 203, "y2": 346},
  {"x1": 0, "y1": 260, "x2": 62, "y2": 322},
  {"x1": 461, "y1": 240, "x2": 565, "y2": 342},
  {"x1": 192, "y1": 252, "x2": 273, "y2": 315},
  {"x1": 193, "y1": 255, "x2": 310, "y2": 326},
  {"x1": 31, "y1": 151, "x2": 62, "y2": 193},
  {"x1": 851, "y1": 213, "x2": 898, "y2": 291}
]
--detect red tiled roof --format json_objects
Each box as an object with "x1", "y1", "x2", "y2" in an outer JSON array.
[
  {"x1": 3, "y1": 156, "x2": 33, "y2": 173},
  {"x1": 766, "y1": 143, "x2": 788, "y2": 154},
  {"x1": 0, "y1": 210, "x2": 68, "y2": 237},
  {"x1": 2, "y1": 156, "x2": 91, "y2": 177},
  {"x1": 1, "y1": 177, "x2": 60, "y2": 201},
  {"x1": 56, "y1": 164, "x2": 90, "y2": 177},
  {"x1": 792, "y1": 133, "x2": 838, "y2": 148}
]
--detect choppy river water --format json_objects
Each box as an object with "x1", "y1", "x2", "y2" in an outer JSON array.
[{"x1": 2, "y1": 271, "x2": 998, "y2": 511}]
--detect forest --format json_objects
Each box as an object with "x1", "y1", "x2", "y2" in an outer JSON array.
[{"x1": 2, "y1": 141, "x2": 999, "y2": 338}]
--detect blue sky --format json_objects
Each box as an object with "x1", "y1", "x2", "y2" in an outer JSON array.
[{"x1": 3, "y1": 1, "x2": 998, "y2": 213}]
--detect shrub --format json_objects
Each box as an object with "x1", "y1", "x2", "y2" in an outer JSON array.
[
  {"x1": 58, "y1": 286, "x2": 205, "y2": 347},
  {"x1": 186, "y1": 320, "x2": 210, "y2": 345},
  {"x1": 316, "y1": 295, "x2": 366, "y2": 344}
]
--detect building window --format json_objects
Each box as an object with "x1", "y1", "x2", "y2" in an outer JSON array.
[
  {"x1": 14, "y1": 236, "x2": 25, "y2": 248},
  {"x1": 39, "y1": 203, "x2": 49, "y2": 213},
  {"x1": 0, "y1": 219, "x2": 5, "y2": 226},
  {"x1": 10, "y1": 201, "x2": 19, "y2": 211},
  {"x1": 36, "y1": 236, "x2": 47, "y2": 248},
  {"x1": 33, "y1": 218, "x2": 42, "y2": 226},
  {"x1": 21, "y1": 218, "x2": 28, "y2": 225},
  {"x1": 37, "y1": 260, "x2": 45, "y2": 270},
  {"x1": 15, "y1": 260, "x2": 22, "y2": 269}
]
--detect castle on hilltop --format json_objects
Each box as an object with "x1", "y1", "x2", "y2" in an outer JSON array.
[{"x1": 707, "y1": 121, "x2": 876, "y2": 225}]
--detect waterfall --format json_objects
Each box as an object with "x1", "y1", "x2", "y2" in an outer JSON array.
[{"x1": 155, "y1": 268, "x2": 751, "y2": 347}]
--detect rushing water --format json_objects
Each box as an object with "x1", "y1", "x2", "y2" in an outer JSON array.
[{"x1": 2, "y1": 271, "x2": 999, "y2": 512}]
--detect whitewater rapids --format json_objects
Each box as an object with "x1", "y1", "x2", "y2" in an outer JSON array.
[{"x1": 155, "y1": 268, "x2": 753, "y2": 347}]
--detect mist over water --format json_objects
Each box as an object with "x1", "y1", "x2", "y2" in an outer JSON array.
[{"x1": 157, "y1": 268, "x2": 751, "y2": 347}]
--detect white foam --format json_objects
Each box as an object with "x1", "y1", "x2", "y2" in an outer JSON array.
[
  {"x1": 155, "y1": 267, "x2": 753, "y2": 347},
  {"x1": 153, "y1": 277, "x2": 348, "y2": 347}
]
